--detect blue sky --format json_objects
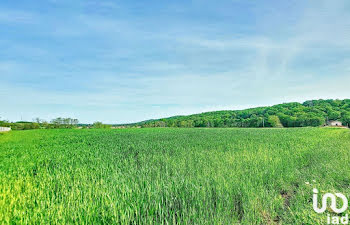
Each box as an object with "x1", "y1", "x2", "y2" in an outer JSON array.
[{"x1": 1, "y1": 0, "x2": 350, "y2": 123}]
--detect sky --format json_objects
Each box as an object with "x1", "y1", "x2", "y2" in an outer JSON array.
[{"x1": 1, "y1": 0, "x2": 350, "y2": 124}]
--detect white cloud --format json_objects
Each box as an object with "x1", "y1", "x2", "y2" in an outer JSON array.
[{"x1": 1, "y1": 0, "x2": 349, "y2": 123}]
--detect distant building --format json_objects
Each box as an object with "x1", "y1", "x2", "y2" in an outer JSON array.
[
  {"x1": 327, "y1": 120, "x2": 343, "y2": 127},
  {"x1": 0, "y1": 127, "x2": 11, "y2": 132}
]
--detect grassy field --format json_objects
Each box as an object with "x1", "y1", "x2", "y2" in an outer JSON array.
[{"x1": 1, "y1": 128, "x2": 350, "y2": 224}]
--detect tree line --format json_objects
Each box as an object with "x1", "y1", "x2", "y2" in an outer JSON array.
[
  {"x1": 2, "y1": 99, "x2": 350, "y2": 130},
  {"x1": 135, "y1": 99, "x2": 350, "y2": 128},
  {"x1": 0, "y1": 117, "x2": 111, "y2": 130}
]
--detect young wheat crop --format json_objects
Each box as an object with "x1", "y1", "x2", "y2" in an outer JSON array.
[{"x1": 0, "y1": 128, "x2": 349, "y2": 224}]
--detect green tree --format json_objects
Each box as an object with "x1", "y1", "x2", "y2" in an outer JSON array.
[
  {"x1": 93, "y1": 122, "x2": 111, "y2": 129},
  {"x1": 267, "y1": 115, "x2": 283, "y2": 127}
]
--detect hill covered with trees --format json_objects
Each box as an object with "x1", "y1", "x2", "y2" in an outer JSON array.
[{"x1": 130, "y1": 99, "x2": 350, "y2": 128}]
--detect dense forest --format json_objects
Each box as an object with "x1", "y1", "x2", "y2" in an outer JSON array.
[{"x1": 130, "y1": 99, "x2": 350, "y2": 128}]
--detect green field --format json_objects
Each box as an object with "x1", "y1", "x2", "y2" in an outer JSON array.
[{"x1": 1, "y1": 128, "x2": 350, "y2": 224}]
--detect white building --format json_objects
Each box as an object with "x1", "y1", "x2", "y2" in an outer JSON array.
[
  {"x1": 0, "y1": 127, "x2": 11, "y2": 132},
  {"x1": 327, "y1": 121, "x2": 343, "y2": 127}
]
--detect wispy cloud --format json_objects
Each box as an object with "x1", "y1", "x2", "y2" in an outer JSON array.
[{"x1": 0, "y1": 0, "x2": 349, "y2": 123}]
